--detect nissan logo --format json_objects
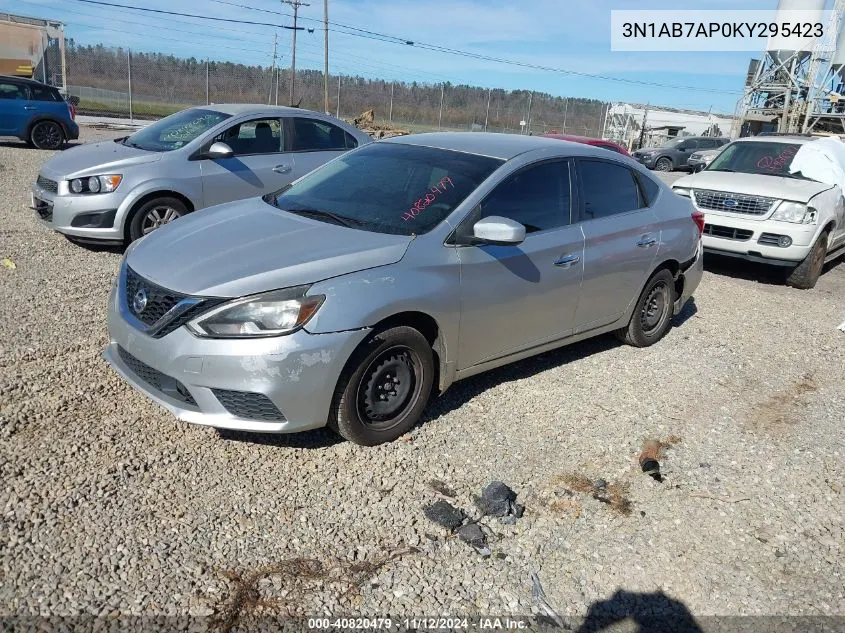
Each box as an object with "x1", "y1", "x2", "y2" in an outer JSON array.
[
  {"x1": 723, "y1": 199, "x2": 738, "y2": 208},
  {"x1": 132, "y1": 288, "x2": 148, "y2": 314}
]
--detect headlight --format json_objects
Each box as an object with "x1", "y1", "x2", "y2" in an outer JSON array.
[
  {"x1": 673, "y1": 187, "x2": 691, "y2": 198},
  {"x1": 67, "y1": 174, "x2": 122, "y2": 194},
  {"x1": 187, "y1": 286, "x2": 325, "y2": 338},
  {"x1": 770, "y1": 201, "x2": 816, "y2": 224},
  {"x1": 690, "y1": 153, "x2": 702, "y2": 160},
  {"x1": 703, "y1": 154, "x2": 717, "y2": 164}
]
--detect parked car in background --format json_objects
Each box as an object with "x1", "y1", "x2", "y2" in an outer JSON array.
[
  {"x1": 30, "y1": 104, "x2": 371, "y2": 244},
  {"x1": 633, "y1": 136, "x2": 730, "y2": 172},
  {"x1": 0, "y1": 75, "x2": 78, "y2": 150},
  {"x1": 104, "y1": 133, "x2": 703, "y2": 446},
  {"x1": 687, "y1": 147, "x2": 723, "y2": 172},
  {"x1": 543, "y1": 133, "x2": 631, "y2": 156},
  {"x1": 673, "y1": 135, "x2": 845, "y2": 289}
]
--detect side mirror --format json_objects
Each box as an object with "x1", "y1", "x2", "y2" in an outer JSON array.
[
  {"x1": 472, "y1": 216, "x2": 526, "y2": 245},
  {"x1": 207, "y1": 141, "x2": 234, "y2": 159}
]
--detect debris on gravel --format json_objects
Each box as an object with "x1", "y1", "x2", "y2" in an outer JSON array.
[{"x1": 423, "y1": 500, "x2": 465, "y2": 531}]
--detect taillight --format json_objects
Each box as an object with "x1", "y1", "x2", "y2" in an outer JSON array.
[
  {"x1": 691, "y1": 209, "x2": 705, "y2": 237},
  {"x1": 67, "y1": 102, "x2": 76, "y2": 120}
]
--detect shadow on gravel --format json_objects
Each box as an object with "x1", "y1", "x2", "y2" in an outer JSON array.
[
  {"x1": 574, "y1": 589, "x2": 703, "y2": 633},
  {"x1": 706, "y1": 252, "x2": 845, "y2": 287},
  {"x1": 218, "y1": 301, "x2": 698, "y2": 451},
  {"x1": 217, "y1": 427, "x2": 343, "y2": 450},
  {"x1": 64, "y1": 235, "x2": 125, "y2": 254},
  {"x1": 0, "y1": 140, "x2": 84, "y2": 150}
]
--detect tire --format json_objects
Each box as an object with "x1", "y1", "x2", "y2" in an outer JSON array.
[
  {"x1": 329, "y1": 326, "x2": 435, "y2": 446},
  {"x1": 654, "y1": 157, "x2": 673, "y2": 172},
  {"x1": 785, "y1": 231, "x2": 828, "y2": 290},
  {"x1": 128, "y1": 196, "x2": 188, "y2": 242},
  {"x1": 615, "y1": 268, "x2": 676, "y2": 347},
  {"x1": 29, "y1": 120, "x2": 65, "y2": 150}
]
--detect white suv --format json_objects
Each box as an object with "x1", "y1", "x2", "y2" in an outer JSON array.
[{"x1": 672, "y1": 135, "x2": 845, "y2": 289}]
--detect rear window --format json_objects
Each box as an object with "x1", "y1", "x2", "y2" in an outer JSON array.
[
  {"x1": 269, "y1": 142, "x2": 503, "y2": 236},
  {"x1": 707, "y1": 141, "x2": 804, "y2": 177}
]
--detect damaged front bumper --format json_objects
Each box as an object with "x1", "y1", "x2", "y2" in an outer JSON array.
[{"x1": 103, "y1": 282, "x2": 370, "y2": 433}]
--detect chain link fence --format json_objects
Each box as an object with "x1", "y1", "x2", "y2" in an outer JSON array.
[{"x1": 64, "y1": 43, "x2": 609, "y2": 136}]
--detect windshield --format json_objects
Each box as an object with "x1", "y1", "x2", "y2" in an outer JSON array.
[
  {"x1": 123, "y1": 108, "x2": 231, "y2": 152},
  {"x1": 706, "y1": 141, "x2": 807, "y2": 178},
  {"x1": 268, "y1": 142, "x2": 504, "y2": 236}
]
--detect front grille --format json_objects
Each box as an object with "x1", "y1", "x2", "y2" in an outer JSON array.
[
  {"x1": 37, "y1": 174, "x2": 58, "y2": 193},
  {"x1": 211, "y1": 389, "x2": 285, "y2": 421},
  {"x1": 117, "y1": 346, "x2": 197, "y2": 406},
  {"x1": 703, "y1": 224, "x2": 753, "y2": 241},
  {"x1": 125, "y1": 266, "x2": 186, "y2": 327},
  {"x1": 759, "y1": 232, "x2": 787, "y2": 246},
  {"x1": 693, "y1": 189, "x2": 777, "y2": 216}
]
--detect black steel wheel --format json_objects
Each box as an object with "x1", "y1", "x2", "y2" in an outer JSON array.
[
  {"x1": 330, "y1": 326, "x2": 434, "y2": 445},
  {"x1": 615, "y1": 268, "x2": 676, "y2": 347},
  {"x1": 30, "y1": 121, "x2": 65, "y2": 150}
]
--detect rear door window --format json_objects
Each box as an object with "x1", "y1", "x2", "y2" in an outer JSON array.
[
  {"x1": 290, "y1": 118, "x2": 353, "y2": 151},
  {"x1": 31, "y1": 85, "x2": 62, "y2": 102},
  {"x1": 578, "y1": 159, "x2": 645, "y2": 220}
]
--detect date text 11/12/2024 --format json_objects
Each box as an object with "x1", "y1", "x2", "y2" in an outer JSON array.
[{"x1": 307, "y1": 616, "x2": 530, "y2": 629}]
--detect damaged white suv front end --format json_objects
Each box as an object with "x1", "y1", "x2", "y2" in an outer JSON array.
[{"x1": 672, "y1": 135, "x2": 845, "y2": 289}]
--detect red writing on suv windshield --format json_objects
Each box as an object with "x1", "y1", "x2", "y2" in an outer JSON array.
[
  {"x1": 402, "y1": 176, "x2": 455, "y2": 222},
  {"x1": 757, "y1": 146, "x2": 797, "y2": 172}
]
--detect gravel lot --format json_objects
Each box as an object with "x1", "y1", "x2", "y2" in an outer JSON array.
[{"x1": 1, "y1": 127, "x2": 843, "y2": 630}]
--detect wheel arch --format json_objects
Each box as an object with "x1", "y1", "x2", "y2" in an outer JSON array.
[
  {"x1": 122, "y1": 190, "x2": 195, "y2": 241},
  {"x1": 355, "y1": 310, "x2": 449, "y2": 395},
  {"x1": 25, "y1": 115, "x2": 70, "y2": 139}
]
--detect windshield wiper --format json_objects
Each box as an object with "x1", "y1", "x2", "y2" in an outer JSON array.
[
  {"x1": 708, "y1": 168, "x2": 736, "y2": 172},
  {"x1": 288, "y1": 208, "x2": 366, "y2": 229}
]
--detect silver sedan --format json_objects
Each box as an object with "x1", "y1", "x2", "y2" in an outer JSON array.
[
  {"x1": 104, "y1": 133, "x2": 703, "y2": 445},
  {"x1": 30, "y1": 104, "x2": 371, "y2": 244}
]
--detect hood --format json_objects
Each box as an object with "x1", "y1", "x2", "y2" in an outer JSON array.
[
  {"x1": 126, "y1": 198, "x2": 414, "y2": 297},
  {"x1": 673, "y1": 170, "x2": 833, "y2": 203},
  {"x1": 39, "y1": 138, "x2": 162, "y2": 179}
]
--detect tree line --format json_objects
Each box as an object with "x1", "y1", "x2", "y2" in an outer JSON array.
[{"x1": 65, "y1": 40, "x2": 609, "y2": 134}]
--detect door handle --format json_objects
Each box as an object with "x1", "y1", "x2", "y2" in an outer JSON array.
[
  {"x1": 23, "y1": 105, "x2": 37, "y2": 110},
  {"x1": 273, "y1": 164, "x2": 292, "y2": 174},
  {"x1": 554, "y1": 253, "x2": 580, "y2": 268},
  {"x1": 637, "y1": 235, "x2": 658, "y2": 248}
]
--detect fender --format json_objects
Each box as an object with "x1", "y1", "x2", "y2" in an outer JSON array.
[{"x1": 115, "y1": 179, "x2": 203, "y2": 233}]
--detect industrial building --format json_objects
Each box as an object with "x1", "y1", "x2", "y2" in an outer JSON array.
[{"x1": 0, "y1": 11, "x2": 67, "y2": 92}]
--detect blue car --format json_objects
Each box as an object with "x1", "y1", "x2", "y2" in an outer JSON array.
[{"x1": 0, "y1": 75, "x2": 79, "y2": 150}]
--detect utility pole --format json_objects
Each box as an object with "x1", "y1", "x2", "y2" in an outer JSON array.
[
  {"x1": 389, "y1": 82, "x2": 395, "y2": 124},
  {"x1": 562, "y1": 97, "x2": 568, "y2": 133},
  {"x1": 335, "y1": 76, "x2": 340, "y2": 118},
  {"x1": 484, "y1": 87, "x2": 491, "y2": 131},
  {"x1": 268, "y1": 33, "x2": 278, "y2": 105},
  {"x1": 438, "y1": 83, "x2": 445, "y2": 130},
  {"x1": 127, "y1": 49, "x2": 133, "y2": 122},
  {"x1": 282, "y1": 0, "x2": 310, "y2": 106},
  {"x1": 638, "y1": 103, "x2": 650, "y2": 149},
  {"x1": 323, "y1": 0, "x2": 329, "y2": 113},
  {"x1": 205, "y1": 58, "x2": 209, "y2": 105},
  {"x1": 525, "y1": 91, "x2": 533, "y2": 135}
]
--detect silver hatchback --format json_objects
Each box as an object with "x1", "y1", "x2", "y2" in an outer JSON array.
[
  {"x1": 104, "y1": 133, "x2": 703, "y2": 445},
  {"x1": 30, "y1": 104, "x2": 371, "y2": 244}
]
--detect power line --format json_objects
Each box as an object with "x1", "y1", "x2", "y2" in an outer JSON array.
[
  {"x1": 68, "y1": 0, "x2": 303, "y2": 30},
  {"x1": 208, "y1": 0, "x2": 741, "y2": 95}
]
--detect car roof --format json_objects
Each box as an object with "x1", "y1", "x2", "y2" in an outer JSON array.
[
  {"x1": 379, "y1": 132, "x2": 602, "y2": 160},
  {"x1": 731, "y1": 135, "x2": 814, "y2": 145},
  {"x1": 0, "y1": 75, "x2": 56, "y2": 87},
  {"x1": 195, "y1": 103, "x2": 312, "y2": 116}
]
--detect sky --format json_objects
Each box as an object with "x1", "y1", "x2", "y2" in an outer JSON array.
[{"x1": 2, "y1": 0, "x2": 808, "y2": 114}]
